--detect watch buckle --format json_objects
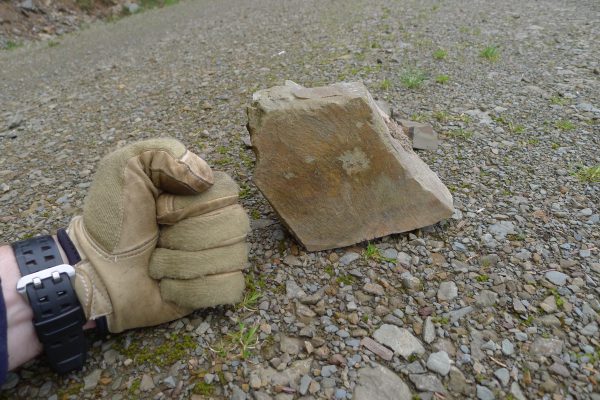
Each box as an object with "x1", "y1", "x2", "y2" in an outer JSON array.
[{"x1": 16, "y1": 264, "x2": 76, "y2": 294}]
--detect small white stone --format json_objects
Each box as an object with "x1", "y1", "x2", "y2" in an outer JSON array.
[
  {"x1": 139, "y1": 374, "x2": 155, "y2": 391},
  {"x1": 437, "y1": 281, "x2": 458, "y2": 301},
  {"x1": 427, "y1": 351, "x2": 452, "y2": 376},
  {"x1": 423, "y1": 317, "x2": 436, "y2": 344},
  {"x1": 494, "y1": 368, "x2": 510, "y2": 386},
  {"x1": 373, "y1": 324, "x2": 425, "y2": 360},
  {"x1": 545, "y1": 271, "x2": 568, "y2": 286},
  {"x1": 339, "y1": 252, "x2": 360, "y2": 265},
  {"x1": 502, "y1": 339, "x2": 514, "y2": 356}
]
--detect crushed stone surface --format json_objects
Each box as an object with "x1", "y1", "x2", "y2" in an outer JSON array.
[{"x1": 1, "y1": 0, "x2": 599, "y2": 399}]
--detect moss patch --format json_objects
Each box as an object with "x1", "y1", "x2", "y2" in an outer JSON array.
[{"x1": 116, "y1": 333, "x2": 197, "y2": 366}]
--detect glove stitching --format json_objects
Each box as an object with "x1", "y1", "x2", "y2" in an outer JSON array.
[
  {"x1": 185, "y1": 203, "x2": 243, "y2": 219},
  {"x1": 76, "y1": 266, "x2": 92, "y2": 309},
  {"x1": 156, "y1": 192, "x2": 175, "y2": 219},
  {"x1": 111, "y1": 153, "x2": 134, "y2": 251},
  {"x1": 163, "y1": 234, "x2": 248, "y2": 252},
  {"x1": 161, "y1": 270, "x2": 242, "y2": 283},
  {"x1": 157, "y1": 194, "x2": 239, "y2": 220},
  {"x1": 85, "y1": 264, "x2": 112, "y2": 317},
  {"x1": 168, "y1": 194, "x2": 175, "y2": 213},
  {"x1": 151, "y1": 241, "x2": 248, "y2": 279},
  {"x1": 79, "y1": 267, "x2": 112, "y2": 320},
  {"x1": 83, "y1": 222, "x2": 158, "y2": 260}
]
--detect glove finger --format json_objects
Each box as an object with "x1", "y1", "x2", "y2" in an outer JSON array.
[
  {"x1": 149, "y1": 241, "x2": 248, "y2": 279},
  {"x1": 142, "y1": 139, "x2": 213, "y2": 195},
  {"x1": 83, "y1": 138, "x2": 213, "y2": 253},
  {"x1": 157, "y1": 171, "x2": 240, "y2": 225},
  {"x1": 160, "y1": 271, "x2": 245, "y2": 309},
  {"x1": 158, "y1": 204, "x2": 250, "y2": 251}
]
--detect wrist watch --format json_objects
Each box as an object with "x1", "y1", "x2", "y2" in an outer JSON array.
[{"x1": 11, "y1": 229, "x2": 87, "y2": 374}]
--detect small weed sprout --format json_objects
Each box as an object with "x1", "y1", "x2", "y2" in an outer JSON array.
[
  {"x1": 433, "y1": 111, "x2": 449, "y2": 122},
  {"x1": 407, "y1": 353, "x2": 420, "y2": 362},
  {"x1": 555, "y1": 119, "x2": 575, "y2": 131},
  {"x1": 324, "y1": 264, "x2": 335, "y2": 277},
  {"x1": 435, "y1": 74, "x2": 450, "y2": 84},
  {"x1": 230, "y1": 323, "x2": 259, "y2": 359},
  {"x1": 239, "y1": 184, "x2": 251, "y2": 199},
  {"x1": 380, "y1": 79, "x2": 392, "y2": 90},
  {"x1": 447, "y1": 128, "x2": 473, "y2": 139},
  {"x1": 216, "y1": 145, "x2": 229, "y2": 155},
  {"x1": 550, "y1": 289, "x2": 565, "y2": 309},
  {"x1": 4, "y1": 41, "x2": 22, "y2": 50},
  {"x1": 480, "y1": 45, "x2": 500, "y2": 61},
  {"x1": 431, "y1": 316, "x2": 450, "y2": 325},
  {"x1": 363, "y1": 243, "x2": 396, "y2": 263},
  {"x1": 433, "y1": 49, "x2": 447, "y2": 60},
  {"x1": 237, "y1": 290, "x2": 261, "y2": 311},
  {"x1": 76, "y1": 0, "x2": 93, "y2": 11},
  {"x1": 237, "y1": 271, "x2": 264, "y2": 311},
  {"x1": 336, "y1": 274, "x2": 355, "y2": 285},
  {"x1": 400, "y1": 68, "x2": 427, "y2": 89},
  {"x1": 574, "y1": 165, "x2": 600, "y2": 183},
  {"x1": 508, "y1": 121, "x2": 525, "y2": 134},
  {"x1": 550, "y1": 95, "x2": 570, "y2": 106},
  {"x1": 410, "y1": 113, "x2": 428, "y2": 123},
  {"x1": 193, "y1": 381, "x2": 214, "y2": 396},
  {"x1": 363, "y1": 243, "x2": 379, "y2": 260},
  {"x1": 210, "y1": 322, "x2": 259, "y2": 360}
]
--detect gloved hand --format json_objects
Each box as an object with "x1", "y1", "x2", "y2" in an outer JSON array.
[
  {"x1": 150, "y1": 171, "x2": 250, "y2": 309},
  {"x1": 67, "y1": 138, "x2": 250, "y2": 333}
]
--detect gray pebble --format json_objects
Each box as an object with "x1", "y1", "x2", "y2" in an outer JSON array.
[
  {"x1": 494, "y1": 368, "x2": 510, "y2": 386},
  {"x1": 321, "y1": 365, "x2": 338, "y2": 378},
  {"x1": 339, "y1": 252, "x2": 360, "y2": 266},
  {"x1": 476, "y1": 384, "x2": 495, "y2": 400},
  {"x1": 299, "y1": 375, "x2": 311, "y2": 395},
  {"x1": 502, "y1": 339, "x2": 514, "y2": 355},
  {"x1": 545, "y1": 271, "x2": 568, "y2": 286}
]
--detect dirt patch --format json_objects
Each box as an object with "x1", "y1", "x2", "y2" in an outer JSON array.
[{"x1": 0, "y1": 0, "x2": 172, "y2": 48}]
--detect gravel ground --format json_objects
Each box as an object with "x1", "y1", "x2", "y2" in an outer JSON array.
[{"x1": 1, "y1": 0, "x2": 599, "y2": 399}]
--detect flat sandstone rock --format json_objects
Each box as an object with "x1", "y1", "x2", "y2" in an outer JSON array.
[{"x1": 247, "y1": 81, "x2": 453, "y2": 251}]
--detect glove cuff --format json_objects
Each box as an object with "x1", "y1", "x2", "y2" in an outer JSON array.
[
  {"x1": 57, "y1": 228, "x2": 108, "y2": 335},
  {"x1": 68, "y1": 216, "x2": 190, "y2": 333},
  {"x1": 67, "y1": 216, "x2": 114, "y2": 324}
]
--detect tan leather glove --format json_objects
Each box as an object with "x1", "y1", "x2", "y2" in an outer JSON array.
[{"x1": 68, "y1": 138, "x2": 250, "y2": 333}]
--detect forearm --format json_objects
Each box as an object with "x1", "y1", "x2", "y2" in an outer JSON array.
[
  {"x1": 0, "y1": 244, "x2": 43, "y2": 370},
  {"x1": 0, "y1": 241, "x2": 96, "y2": 371}
]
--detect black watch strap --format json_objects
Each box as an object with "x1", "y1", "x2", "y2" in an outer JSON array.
[{"x1": 12, "y1": 235, "x2": 87, "y2": 374}]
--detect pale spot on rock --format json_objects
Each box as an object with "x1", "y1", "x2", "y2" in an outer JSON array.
[{"x1": 338, "y1": 148, "x2": 370, "y2": 175}]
